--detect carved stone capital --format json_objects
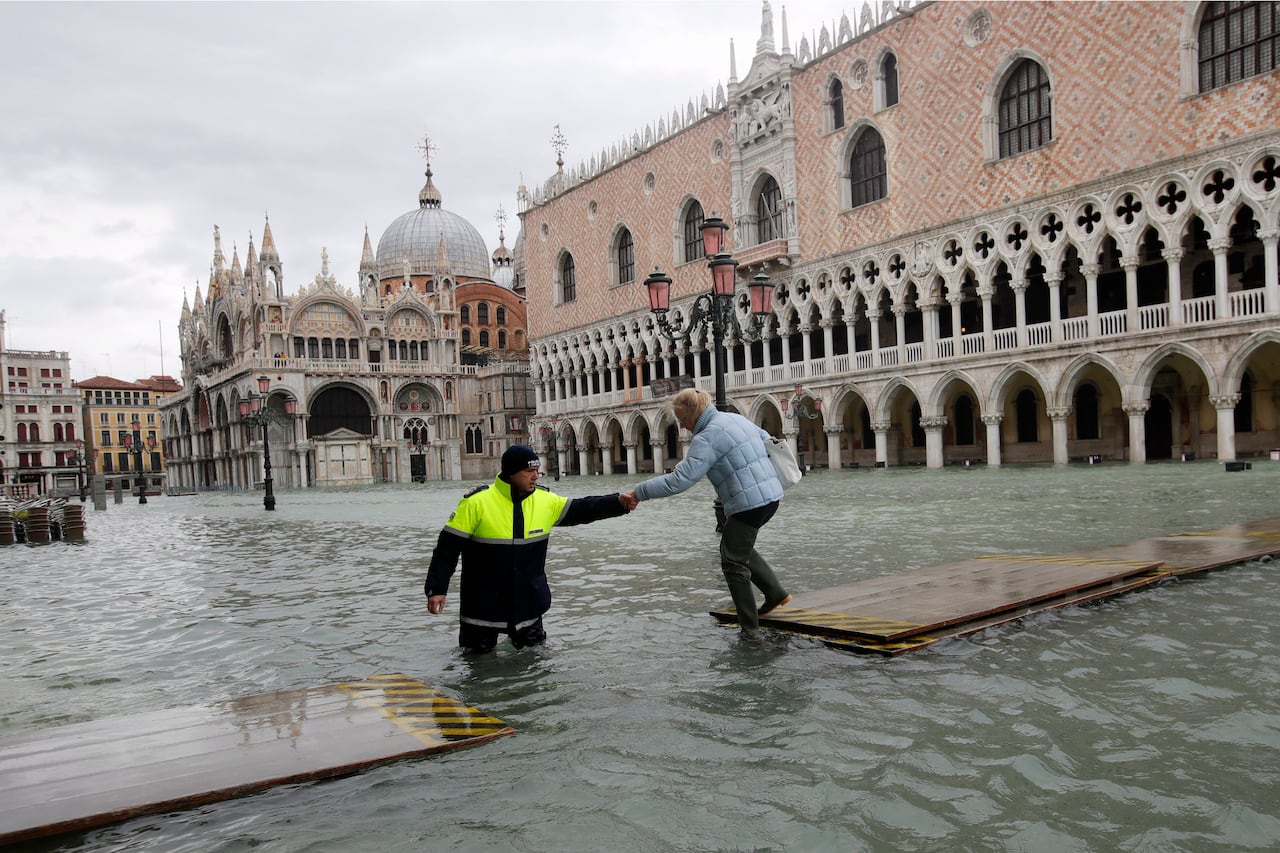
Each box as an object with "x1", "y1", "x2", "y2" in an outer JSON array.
[
  {"x1": 871, "y1": 420, "x2": 894, "y2": 432},
  {"x1": 1210, "y1": 394, "x2": 1241, "y2": 410},
  {"x1": 919, "y1": 416, "x2": 948, "y2": 430},
  {"x1": 1047, "y1": 406, "x2": 1072, "y2": 420},
  {"x1": 981, "y1": 414, "x2": 1004, "y2": 426},
  {"x1": 1122, "y1": 401, "x2": 1150, "y2": 417}
]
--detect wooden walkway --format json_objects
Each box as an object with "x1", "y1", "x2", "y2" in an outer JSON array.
[
  {"x1": 713, "y1": 516, "x2": 1280, "y2": 655},
  {"x1": 0, "y1": 673, "x2": 514, "y2": 845}
]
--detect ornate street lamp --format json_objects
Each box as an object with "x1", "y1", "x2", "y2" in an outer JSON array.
[
  {"x1": 239, "y1": 374, "x2": 298, "y2": 511},
  {"x1": 646, "y1": 215, "x2": 774, "y2": 529},
  {"x1": 70, "y1": 439, "x2": 87, "y2": 502},
  {"x1": 126, "y1": 418, "x2": 148, "y2": 505},
  {"x1": 643, "y1": 214, "x2": 774, "y2": 412},
  {"x1": 782, "y1": 385, "x2": 821, "y2": 473},
  {"x1": 538, "y1": 418, "x2": 561, "y2": 480}
]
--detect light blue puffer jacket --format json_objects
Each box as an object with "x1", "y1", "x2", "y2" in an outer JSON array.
[{"x1": 634, "y1": 407, "x2": 783, "y2": 516}]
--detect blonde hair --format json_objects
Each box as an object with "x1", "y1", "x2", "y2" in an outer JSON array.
[{"x1": 670, "y1": 388, "x2": 713, "y2": 423}]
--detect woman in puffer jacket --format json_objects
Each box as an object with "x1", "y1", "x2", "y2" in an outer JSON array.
[{"x1": 624, "y1": 388, "x2": 791, "y2": 637}]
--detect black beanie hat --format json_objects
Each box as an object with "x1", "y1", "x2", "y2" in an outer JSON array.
[{"x1": 501, "y1": 445, "x2": 540, "y2": 477}]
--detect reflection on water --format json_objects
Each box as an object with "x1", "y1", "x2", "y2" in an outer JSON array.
[{"x1": 3, "y1": 464, "x2": 1280, "y2": 851}]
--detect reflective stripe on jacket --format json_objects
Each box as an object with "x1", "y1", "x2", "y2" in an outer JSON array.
[{"x1": 424, "y1": 476, "x2": 626, "y2": 630}]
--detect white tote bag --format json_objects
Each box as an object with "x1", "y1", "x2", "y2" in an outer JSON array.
[{"x1": 766, "y1": 436, "x2": 803, "y2": 489}]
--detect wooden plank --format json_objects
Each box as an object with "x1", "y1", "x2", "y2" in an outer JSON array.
[
  {"x1": 713, "y1": 515, "x2": 1280, "y2": 652},
  {"x1": 0, "y1": 673, "x2": 514, "y2": 845},
  {"x1": 714, "y1": 556, "x2": 1162, "y2": 640},
  {"x1": 819, "y1": 569, "x2": 1169, "y2": 656}
]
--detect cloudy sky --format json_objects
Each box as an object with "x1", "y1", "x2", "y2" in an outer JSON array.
[{"x1": 1, "y1": 0, "x2": 859, "y2": 383}]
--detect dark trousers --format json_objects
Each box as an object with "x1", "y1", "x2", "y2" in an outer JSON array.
[
  {"x1": 459, "y1": 618, "x2": 547, "y2": 652},
  {"x1": 719, "y1": 503, "x2": 787, "y2": 632}
]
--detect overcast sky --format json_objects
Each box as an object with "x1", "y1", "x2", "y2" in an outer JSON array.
[{"x1": 1, "y1": 0, "x2": 859, "y2": 383}]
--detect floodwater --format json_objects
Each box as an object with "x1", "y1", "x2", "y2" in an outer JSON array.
[{"x1": 3, "y1": 462, "x2": 1279, "y2": 852}]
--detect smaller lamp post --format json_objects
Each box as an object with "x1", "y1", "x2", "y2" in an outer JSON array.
[
  {"x1": 538, "y1": 418, "x2": 561, "y2": 480},
  {"x1": 782, "y1": 385, "x2": 821, "y2": 473},
  {"x1": 71, "y1": 439, "x2": 87, "y2": 502},
  {"x1": 239, "y1": 374, "x2": 297, "y2": 511},
  {"x1": 129, "y1": 418, "x2": 147, "y2": 504}
]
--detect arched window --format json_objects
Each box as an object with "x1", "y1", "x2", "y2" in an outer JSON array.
[
  {"x1": 477, "y1": 302, "x2": 489, "y2": 325},
  {"x1": 1199, "y1": 1, "x2": 1280, "y2": 92},
  {"x1": 460, "y1": 305, "x2": 470, "y2": 324},
  {"x1": 496, "y1": 306, "x2": 506, "y2": 326},
  {"x1": 335, "y1": 338, "x2": 347, "y2": 359},
  {"x1": 16, "y1": 423, "x2": 27, "y2": 442},
  {"x1": 617, "y1": 228, "x2": 635, "y2": 284},
  {"x1": 879, "y1": 53, "x2": 899, "y2": 109},
  {"x1": 479, "y1": 330, "x2": 490, "y2": 348},
  {"x1": 998, "y1": 59, "x2": 1052, "y2": 158},
  {"x1": 683, "y1": 200, "x2": 705, "y2": 263},
  {"x1": 756, "y1": 177, "x2": 784, "y2": 244},
  {"x1": 560, "y1": 254, "x2": 576, "y2": 303},
  {"x1": 829, "y1": 78, "x2": 845, "y2": 129},
  {"x1": 462, "y1": 328, "x2": 472, "y2": 346},
  {"x1": 850, "y1": 128, "x2": 887, "y2": 208},
  {"x1": 54, "y1": 422, "x2": 65, "y2": 442}
]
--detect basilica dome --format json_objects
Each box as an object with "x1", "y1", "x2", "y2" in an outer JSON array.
[{"x1": 376, "y1": 167, "x2": 491, "y2": 282}]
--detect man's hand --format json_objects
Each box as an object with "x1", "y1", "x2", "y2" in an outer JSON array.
[
  {"x1": 619, "y1": 491, "x2": 639, "y2": 511},
  {"x1": 427, "y1": 594, "x2": 447, "y2": 615}
]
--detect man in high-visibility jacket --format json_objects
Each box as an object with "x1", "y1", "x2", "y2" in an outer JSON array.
[{"x1": 425, "y1": 445, "x2": 637, "y2": 651}]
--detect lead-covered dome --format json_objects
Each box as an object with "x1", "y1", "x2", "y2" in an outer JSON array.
[{"x1": 376, "y1": 166, "x2": 491, "y2": 281}]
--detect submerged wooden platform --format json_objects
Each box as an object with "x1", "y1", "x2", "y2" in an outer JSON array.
[
  {"x1": 0, "y1": 673, "x2": 514, "y2": 845},
  {"x1": 713, "y1": 516, "x2": 1280, "y2": 655}
]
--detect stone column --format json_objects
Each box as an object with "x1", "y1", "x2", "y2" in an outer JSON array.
[
  {"x1": 1260, "y1": 227, "x2": 1279, "y2": 314},
  {"x1": 921, "y1": 416, "x2": 948, "y2": 469},
  {"x1": 624, "y1": 441, "x2": 638, "y2": 475},
  {"x1": 949, "y1": 293, "x2": 964, "y2": 352},
  {"x1": 1164, "y1": 247, "x2": 1184, "y2": 327},
  {"x1": 892, "y1": 307, "x2": 907, "y2": 362},
  {"x1": 1048, "y1": 406, "x2": 1071, "y2": 465},
  {"x1": 1211, "y1": 393, "x2": 1241, "y2": 462},
  {"x1": 1046, "y1": 274, "x2": 1063, "y2": 340},
  {"x1": 821, "y1": 319, "x2": 835, "y2": 364},
  {"x1": 1083, "y1": 263, "x2": 1100, "y2": 337},
  {"x1": 919, "y1": 298, "x2": 938, "y2": 359},
  {"x1": 557, "y1": 448, "x2": 569, "y2": 477},
  {"x1": 824, "y1": 425, "x2": 844, "y2": 470},
  {"x1": 1011, "y1": 277, "x2": 1028, "y2": 347},
  {"x1": 799, "y1": 324, "x2": 813, "y2": 366},
  {"x1": 982, "y1": 413, "x2": 1004, "y2": 468},
  {"x1": 1122, "y1": 257, "x2": 1140, "y2": 331},
  {"x1": 601, "y1": 445, "x2": 614, "y2": 475},
  {"x1": 872, "y1": 419, "x2": 892, "y2": 467},
  {"x1": 978, "y1": 283, "x2": 995, "y2": 350},
  {"x1": 650, "y1": 439, "x2": 666, "y2": 473},
  {"x1": 867, "y1": 309, "x2": 882, "y2": 359},
  {"x1": 1209, "y1": 237, "x2": 1231, "y2": 318},
  {"x1": 1123, "y1": 400, "x2": 1150, "y2": 463}
]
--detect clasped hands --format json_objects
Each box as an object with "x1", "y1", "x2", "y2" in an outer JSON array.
[{"x1": 619, "y1": 491, "x2": 639, "y2": 511}]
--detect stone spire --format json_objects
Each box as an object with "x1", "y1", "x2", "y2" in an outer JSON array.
[
  {"x1": 260, "y1": 215, "x2": 280, "y2": 264},
  {"x1": 359, "y1": 226, "x2": 376, "y2": 276}
]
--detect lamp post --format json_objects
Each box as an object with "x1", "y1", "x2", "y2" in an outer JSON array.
[
  {"x1": 127, "y1": 418, "x2": 147, "y2": 505},
  {"x1": 782, "y1": 384, "x2": 821, "y2": 473},
  {"x1": 538, "y1": 418, "x2": 561, "y2": 481},
  {"x1": 645, "y1": 215, "x2": 774, "y2": 530},
  {"x1": 643, "y1": 214, "x2": 774, "y2": 413},
  {"x1": 71, "y1": 439, "x2": 87, "y2": 502},
  {"x1": 239, "y1": 374, "x2": 297, "y2": 511}
]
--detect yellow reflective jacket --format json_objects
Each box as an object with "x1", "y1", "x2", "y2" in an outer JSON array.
[{"x1": 424, "y1": 476, "x2": 626, "y2": 630}]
